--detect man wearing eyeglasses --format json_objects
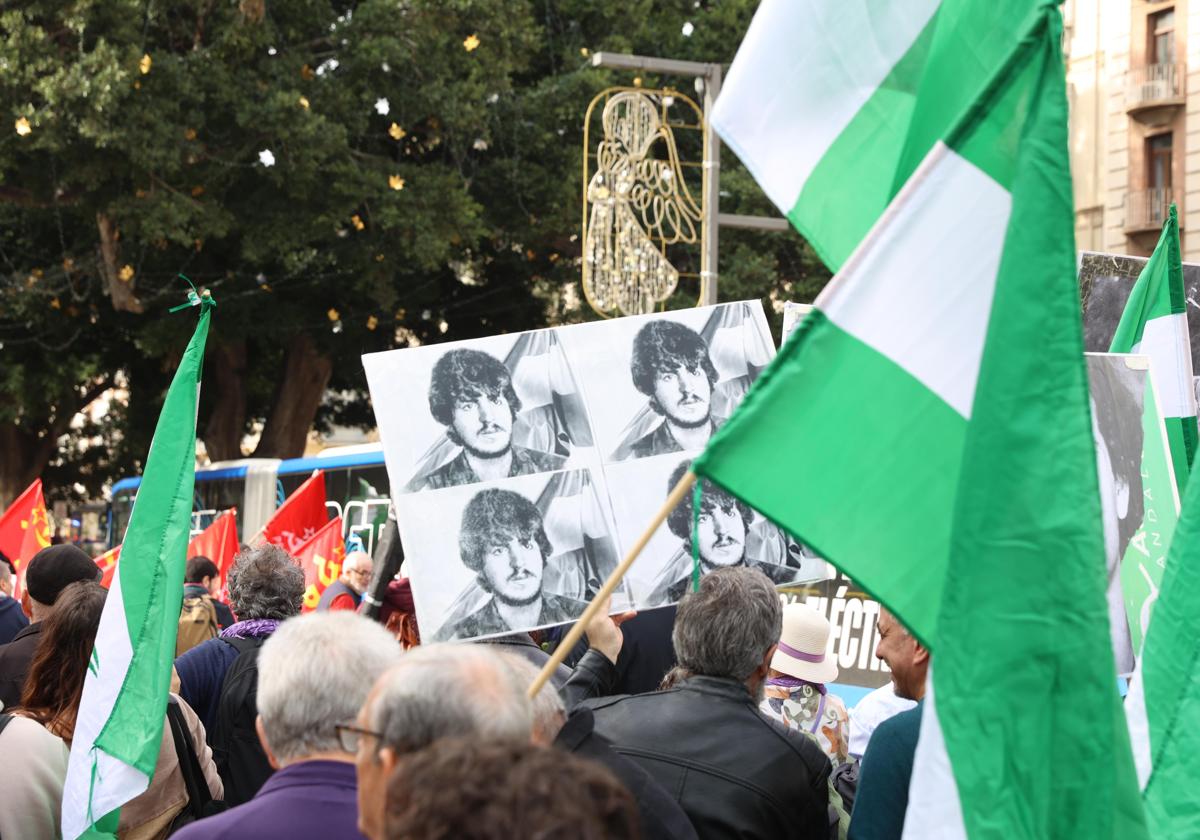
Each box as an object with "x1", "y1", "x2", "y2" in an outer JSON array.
[{"x1": 317, "y1": 550, "x2": 374, "y2": 612}]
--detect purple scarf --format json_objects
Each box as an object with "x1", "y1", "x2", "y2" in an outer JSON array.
[
  {"x1": 220, "y1": 618, "x2": 281, "y2": 640},
  {"x1": 766, "y1": 675, "x2": 827, "y2": 695}
]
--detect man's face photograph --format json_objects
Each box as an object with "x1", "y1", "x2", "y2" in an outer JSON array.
[
  {"x1": 695, "y1": 499, "x2": 746, "y2": 567},
  {"x1": 653, "y1": 361, "x2": 712, "y2": 427},
  {"x1": 481, "y1": 532, "x2": 544, "y2": 605},
  {"x1": 452, "y1": 390, "x2": 514, "y2": 456}
]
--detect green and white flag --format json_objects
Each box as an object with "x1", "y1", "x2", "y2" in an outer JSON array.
[
  {"x1": 62, "y1": 301, "x2": 212, "y2": 839},
  {"x1": 712, "y1": 0, "x2": 1036, "y2": 271},
  {"x1": 695, "y1": 8, "x2": 1147, "y2": 837},
  {"x1": 1125, "y1": 412, "x2": 1200, "y2": 834},
  {"x1": 1109, "y1": 204, "x2": 1198, "y2": 494}
]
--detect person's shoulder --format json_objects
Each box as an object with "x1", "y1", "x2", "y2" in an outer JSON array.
[
  {"x1": 752, "y1": 703, "x2": 831, "y2": 770},
  {"x1": 628, "y1": 423, "x2": 675, "y2": 458},
  {"x1": 864, "y1": 702, "x2": 922, "y2": 759},
  {"x1": 168, "y1": 803, "x2": 247, "y2": 840},
  {"x1": 541, "y1": 592, "x2": 588, "y2": 622},
  {"x1": 515, "y1": 445, "x2": 567, "y2": 472}
]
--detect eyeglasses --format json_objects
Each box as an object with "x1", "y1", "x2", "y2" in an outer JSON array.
[{"x1": 335, "y1": 723, "x2": 383, "y2": 753}]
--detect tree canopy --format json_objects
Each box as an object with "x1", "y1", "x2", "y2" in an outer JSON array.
[{"x1": 0, "y1": 0, "x2": 830, "y2": 506}]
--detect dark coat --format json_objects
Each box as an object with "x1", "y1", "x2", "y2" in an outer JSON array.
[
  {"x1": 555, "y1": 706, "x2": 698, "y2": 840},
  {"x1": 0, "y1": 596, "x2": 29, "y2": 646},
  {"x1": 170, "y1": 760, "x2": 364, "y2": 840},
  {"x1": 568, "y1": 650, "x2": 833, "y2": 839},
  {"x1": 0, "y1": 622, "x2": 41, "y2": 710}
]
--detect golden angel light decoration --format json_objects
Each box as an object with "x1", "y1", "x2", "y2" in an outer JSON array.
[{"x1": 582, "y1": 89, "x2": 705, "y2": 317}]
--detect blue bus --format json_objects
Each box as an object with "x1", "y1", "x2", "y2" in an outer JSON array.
[{"x1": 108, "y1": 443, "x2": 392, "y2": 554}]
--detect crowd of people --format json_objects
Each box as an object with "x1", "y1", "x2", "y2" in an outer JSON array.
[{"x1": 0, "y1": 539, "x2": 930, "y2": 839}]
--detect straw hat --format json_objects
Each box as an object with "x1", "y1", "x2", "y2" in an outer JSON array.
[{"x1": 770, "y1": 603, "x2": 838, "y2": 684}]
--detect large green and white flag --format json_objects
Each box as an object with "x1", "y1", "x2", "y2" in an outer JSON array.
[
  {"x1": 62, "y1": 301, "x2": 212, "y2": 839},
  {"x1": 1125, "y1": 415, "x2": 1200, "y2": 834},
  {"x1": 711, "y1": 0, "x2": 1036, "y2": 271},
  {"x1": 1109, "y1": 204, "x2": 1198, "y2": 494},
  {"x1": 695, "y1": 7, "x2": 1147, "y2": 837}
]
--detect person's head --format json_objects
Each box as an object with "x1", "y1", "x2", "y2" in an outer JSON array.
[
  {"x1": 18, "y1": 580, "x2": 106, "y2": 734},
  {"x1": 385, "y1": 738, "x2": 640, "y2": 840},
  {"x1": 0, "y1": 559, "x2": 12, "y2": 597},
  {"x1": 255, "y1": 611, "x2": 400, "y2": 768},
  {"x1": 874, "y1": 608, "x2": 929, "y2": 701},
  {"x1": 378, "y1": 578, "x2": 420, "y2": 649},
  {"x1": 458, "y1": 489, "x2": 551, "y2": 607},
  {"x1": 631, "y1": 319, "x2": 718, "y2": 428},
  {"x1": 340, "y1": 550, "x2": 374, "y2": 595},
  {"x1": 666, "y1": 461, "x2": 752, "y2": 568},
  {"x1": 354, "y1": 645, "x2": 534, "y2": 839},
  {"x1": 184, "y1": 556, "x2": 221, "y2": 596},
  {"x1": 672, "y1": 567, "x2": 782, "y2": 698},
  {"x1": 23, "y1": 544, "x2": 103, "y2": 621},
  {"x1": 226, "y1": 544, "x2": 305, "y2": 621},
  {"x1": 499, "y1": 654, "x2": 564, "y2": 745},
  {"x1": 768, "y1": 602, "x2": 838, "y2": 685},
  {"x1": 428, "y1": 349, "x2": 521, "y2": 457}
]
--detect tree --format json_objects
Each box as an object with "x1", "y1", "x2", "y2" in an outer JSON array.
[{"x1": 0, "y1": 0, "x2": 830, "y2": 507}]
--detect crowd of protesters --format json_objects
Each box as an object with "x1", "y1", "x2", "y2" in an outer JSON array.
[{"x1": 0, "y1": 539, "x2": 929, "y2": 839}]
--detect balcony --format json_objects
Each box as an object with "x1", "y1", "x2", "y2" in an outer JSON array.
[
  {"x1": 1126, "y1": 64, "x2": 1184, "y2": 122},
  {"x1": 1124, "y1": 188, "x2": 1176, "y2": 233}
]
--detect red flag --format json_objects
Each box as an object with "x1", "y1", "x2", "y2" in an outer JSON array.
[
  {"x1": 95, "y1": 545, "x2": 121, "y2": 590},
  {"x1": 293, "y1": 516, "x2": 345, "y2": 613},
  {"x1": 0, "y1": 479, "x2": 52, "y2": 597},
  {"x1": 188, "y1": 508, "x2": 239, "y2": 590},
  {"x1": 259, "y1": 471, "x2": 328, "y2": 554}
]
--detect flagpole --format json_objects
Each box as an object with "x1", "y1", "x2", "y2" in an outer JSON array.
[{"x1": 527, "y1": 470, "x2": 697, "y2": 698}]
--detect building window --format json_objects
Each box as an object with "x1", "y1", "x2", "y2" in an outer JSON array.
[
  {"x1": 1149, "y1": 8, "x2": 1175, "y2": 65},
  {"x1": 1148, "y1": 133, "x2": 1173, "y2": 194}
]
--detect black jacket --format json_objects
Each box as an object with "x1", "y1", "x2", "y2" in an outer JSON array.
[
  {"x1": 567, "y1": 650, "x2": 832, "y2": 839},
  {"x1": 0, "y1": 622, "x2": 41, "y2": 710},
  {"x1": 555, "y1": 706, "x2": 698, "y2": 840}
]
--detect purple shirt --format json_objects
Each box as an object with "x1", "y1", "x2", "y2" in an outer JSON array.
[{"x1": 171, "y1": 759, "x2": 364, "y2": 840}]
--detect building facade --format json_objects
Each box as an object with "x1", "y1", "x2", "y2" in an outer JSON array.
[{"x1": 1065, "y1": 0, "x2": 1199, "y2": 257}]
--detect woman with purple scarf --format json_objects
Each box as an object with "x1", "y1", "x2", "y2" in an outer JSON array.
[{"x1": 758, "y1": 602, "x2": 850, "y2": 764}]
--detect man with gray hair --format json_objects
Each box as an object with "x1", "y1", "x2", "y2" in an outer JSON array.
[
  {"x1": 172, "y1": 612, "x2": 400, "y2": 840},
  {"x1": 350, "y1": 643, "x2": 535, "y2": 840},
  {"x1": 317, "y1": 549, "x2": 373, "y2": 612},
  {"x1": 568, "y1": 566, "x2": 833, "y2": 838}
]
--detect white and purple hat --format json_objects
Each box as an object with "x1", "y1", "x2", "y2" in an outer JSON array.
[{"x1": 770, "y1": 602, "x2": 838, "y2": 684}]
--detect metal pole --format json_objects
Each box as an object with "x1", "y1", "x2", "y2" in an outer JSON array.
[{"x1": 700, "y1": 65, "x2": 721, "y2": 306}]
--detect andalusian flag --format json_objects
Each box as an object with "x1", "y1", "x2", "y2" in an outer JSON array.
[
  {"x1": 695, "y1": 8, "x2": 1147, "y2": 837},
  {"x1": 1126, "y1": 421, "x2": 1200, "y2": 834},
  {"x1": 712, "y1": 0, "x2": 1037, "y2": 270},
  {"x1": 1109, "y1": 204, "x2": 1198, "y2": 493},
  {"x1": 62, "y1": 300, "x2": 212, "y2": 839}
]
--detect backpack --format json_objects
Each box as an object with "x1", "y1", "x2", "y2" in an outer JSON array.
[
  {"x1": 210, "y1": 636, "x2": 274, "y2": 806},
  {"x1": 165, "y1": 695, "x2": 226, "y2": 834},
  {"x1": 177, "y1": 594, "x2": 219, "y2": 657}
]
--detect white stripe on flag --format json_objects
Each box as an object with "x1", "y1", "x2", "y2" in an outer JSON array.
[
  {"x1": 817, "y1": 143, "x2": 1012, "y2": 419},
  {"x1": 902, "y1": 675, "x2": 967, "y2": 839},
  {"x1": 61, "y1": 569, "x2": 149, "y2": 837},
  {"x1": 711, "y1": 0, "x2": 939, "y2": 212},
  {"x1": 1131, "y1": 312, "x2": 1196, "y2": 418}
]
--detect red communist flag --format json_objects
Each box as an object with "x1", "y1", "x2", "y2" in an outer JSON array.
[
  {"x1": 188, "y1": 508, "x2": 239, "y2": 591},
  {"x1": 95, "y1": 545, "x2": 120, "y2": 590},
  {"x1": 260, "y1": 471, "x2": 328, "y2": 554},
  {"x1": 0, "y1": 479, "x2": 52, "y2": 596},
  {"x1": 293, "y1": 516, "x2": 345, "y2": 613}
]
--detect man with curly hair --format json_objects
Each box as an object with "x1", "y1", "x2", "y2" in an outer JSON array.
[
  {"x1": 410, "y1": 348, "x2": 566, "y2": 490},
  {"x1": 435, "y1": 489, "x2": 587, "y2": 640},
  {"x1": 625, "y1": 319, "x2": 723, "y2": 459},
  {"x1": 648, "y1": 460, "x2": 801, "y2": 604}
]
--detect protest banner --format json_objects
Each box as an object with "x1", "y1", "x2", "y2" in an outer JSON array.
[{"x1": 363, "y1": 301, "x2": 825, "y2": 642}]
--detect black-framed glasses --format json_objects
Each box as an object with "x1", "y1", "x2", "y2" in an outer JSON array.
[{"x1": 335, "y1": 723, "x2": 383, "y2": 753}]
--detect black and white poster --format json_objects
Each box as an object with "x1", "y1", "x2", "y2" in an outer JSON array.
[{"x1": 363, "y1": 301, "x2": 827, "y2": 640}]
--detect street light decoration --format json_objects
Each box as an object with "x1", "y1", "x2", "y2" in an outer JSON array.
[{"x1": 582, "y1": 89, "x2": 704, "y2": 317}]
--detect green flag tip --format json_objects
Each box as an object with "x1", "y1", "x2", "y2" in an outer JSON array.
[{"x1": 167, "y1": 274, "x2": 216, "y2": 313}]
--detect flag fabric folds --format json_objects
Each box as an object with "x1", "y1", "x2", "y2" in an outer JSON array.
[
  {"x1": 95, "y1": 545, "x2": 120, "y2": 590},
  {"x1": 293, "y1": 515, "x2": 346, "y2": 612},
  {"x1": 1125, "y1": 414, "x2": 1200, "y2": 834},
  {"x1": 62, "y1": 302, "x2": 212, "y2": 839},
  {"x1": 259, "y1": 471, "x2": 328, "y2": 553},
  {"x1": 1109, "y1": 204, "x2": 1198, "y2": 494},
  {"x1": 0, "y1": 478, "x2": 51, "y2": 596},
  {"x1": 694, "y1": 7, "x2": 1147, "y2": 838},
  {"x1": 711, "y1": 0, "x2": 1036, "y2": 271},
  {"x1": 188, "y1": 508, "x2": 239, "y2": 593}
]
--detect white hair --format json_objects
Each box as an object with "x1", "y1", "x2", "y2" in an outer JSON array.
[
  {"x1": 342, "y1": 550, "x2": 372, "y2": 572},
  {"x1": 367, "y1": 643, "x2": 533, "y2": 754},
  {"x1": 501, "y1": 655, "x2": 565, "y2": 744},
  {"x1": 257, "y1": 611, "x2": 401, "y2": 762},
  {"x1": 0, "y1": 562, "x2": 10, "y2": 590}
]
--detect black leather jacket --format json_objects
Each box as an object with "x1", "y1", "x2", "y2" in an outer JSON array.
[{"x1": 565, "y1": 650, "x2": 833, "y2": 839}]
